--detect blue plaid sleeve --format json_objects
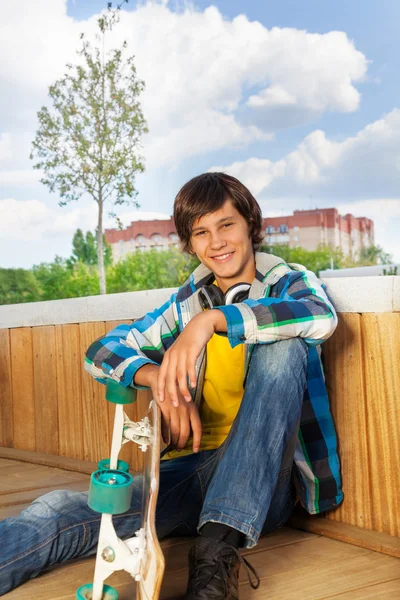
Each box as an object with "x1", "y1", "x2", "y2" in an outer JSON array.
[
  {"x1": 84, "y1": 294, "x2": 179, "y2": 388},
  {"x1": 214, "y1": 269, "x2": 337, "y2": 348}
]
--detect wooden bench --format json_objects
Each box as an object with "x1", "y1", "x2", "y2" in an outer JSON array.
[
  {"x1": 0, "y1": 278, "x2": 399, "y2": 596},
  {"x1": 1, "y1": 456, "x2": 399, "y2": 599}
]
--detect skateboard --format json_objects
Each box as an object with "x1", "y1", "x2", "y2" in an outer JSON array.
[{"x1": 76, "y1": 379, "x2": 165, "y2": 600}]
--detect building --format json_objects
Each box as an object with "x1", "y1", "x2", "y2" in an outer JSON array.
[
  {"x1": 105, "y1": 207, "x2": 374, "y2": 262},
  {"x1": 105, "y1": 217, "x2": 180, "y2": 263},
  {"x1": 264, "y1": 208, "x2": 374, "y2": 256}
]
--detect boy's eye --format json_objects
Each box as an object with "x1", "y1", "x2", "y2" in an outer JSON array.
[
  {"x1": 222, "y1": 223, "x2": 233, "y2": 228},
  {"x1": 194, "y1": 231, "x2": 206, "y2": 236}
]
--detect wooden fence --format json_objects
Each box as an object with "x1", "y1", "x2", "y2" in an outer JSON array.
[{"x1": 0, "y1": 280, "x2": 399, "y2": 554}]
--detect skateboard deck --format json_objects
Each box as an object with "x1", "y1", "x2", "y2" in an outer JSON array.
[
  {"x1": 76, "y1": 391, "x2": 165, "y2": 600},
  {"x1": 137, "y1": 400, "x2": 165, "y2": 599}
]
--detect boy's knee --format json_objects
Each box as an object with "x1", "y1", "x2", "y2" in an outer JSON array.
[
  {"x1": 30, "y1": 489, "x2": 89, "y2": 518},
  {"x1": 251, "y1": 338, "x2": 307, "y2": 378}
]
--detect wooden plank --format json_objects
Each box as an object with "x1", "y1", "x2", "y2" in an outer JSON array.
[
  {"x1": 289, "y1": 512, "x2": 400, "y2": 558},
  {"x1": 0, "y1": 457, "x2": 24, "y2": 467},
  {"x1": 158, "y1": 537, "x2": 400, "y2": 600},
  {"x1": 360, "y1": 313, "x2": 400, "y2": 538},
  {"x1": 322, "y1": 313, "x2": 372, "y2": 530},
  {"x1": 0, "y1": 502, "x2": 31, "y2": 519},
  {"x1": 0, "y1": 447, "x2": 98, "y2": 474},
  {"x1": 32, "y1": 326, "x2": 59, "y2": 455},
  {"x1": 10, "y1": 328, "x2": 35, "y2": 451},
  {"x1": 320, "y1": 579, "x2": 400, "y2": 599},
  {"x1": 0, "y1": 479, "x2": 89, "y2": 509},
  {"x1": 55, "y1": 324, "x2": 83, "y2": 460},
  {"x1": 0, "y1": 528, "x2": 318, "y2": 600},
  {"x1": 4, "y1": 528, "x2": 399, "y2": 600},
  {"x1": 79, "y1": 322, "x2": 109, "y2": 463},
  {"x1": 0, "y1": 463, "x2": 88, "y2": 495},
  {"x1": 0, "y1": 328, "x2": 13, "y2": 448},
  {"x1": 157, "y1": 528, "x2": 319, "y2": 574},
  {"x1": 243, "y1": 550, "x2": 400, "y2": 600}
]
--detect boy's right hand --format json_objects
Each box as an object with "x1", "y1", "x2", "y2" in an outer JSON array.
[{"x1": 135, "y1": 364, "x2": 202, "y2": 453}]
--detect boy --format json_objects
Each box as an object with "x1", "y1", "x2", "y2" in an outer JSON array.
[{"x1": 0, "y1": 173, "x2": 342, "y2": 598}]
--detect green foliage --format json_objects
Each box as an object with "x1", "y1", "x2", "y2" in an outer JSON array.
[
  {"x1": 382, "y1": 265, "x2": 398, "y2": 276},
  {"x1": 0, "y1": 268, "x2": 41, "y2": 305},
  {"x1": 356, "y1": 245, "x2": 392, "y2": 266},
  {"x1": 2, "y1": 242, "x2": 396, "y2": 306},
  {"x1": 32, "y1": 257, "x2": 100, "y2": 301},
  {"x1": 106, "y1": 249, "x2": 199, "y2": 293},
  {"x1": 68, "y1": 228, "x2": 112, "y2": 267},
  {"x1": 260, "y1": 244, "x2": 344, "y2": 275},
  {"x1": 30, "y1": 17, "x2": 148, "y2": 208},
  {"x1": 30, "y1": 13, "x2": 148, "y2": 293}
]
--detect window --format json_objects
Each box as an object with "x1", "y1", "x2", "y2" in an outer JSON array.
[
  {"x1": 266, "y1": 225, "x2": 275, "y2": 234},
  {"x1": 136, "y1": 234, "x2": 146, "y2": 246},
  {"x1": 278, "y1": 224, "x2": 288, "y2": 233},
  {"x1": 151, "y1": 233, "x2": 162, "y2": 246}
]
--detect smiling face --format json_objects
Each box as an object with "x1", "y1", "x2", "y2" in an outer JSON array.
[{"x1": 190, "y1": 199, "x2": 256, "y2": 292}]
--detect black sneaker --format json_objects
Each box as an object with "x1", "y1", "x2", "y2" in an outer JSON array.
[{"x1": 183, "y1": 535, "x2": 260, "y2": 599}]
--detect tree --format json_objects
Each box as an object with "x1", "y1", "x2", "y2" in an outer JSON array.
[
  {"x1": 31, "y1": 12, "x2": 148, "y2": 294},
  {"x1": 32, "y1": 257, "x2": 100, "y2": 301},
  {"x1": 260, "y1": 244, "x2": 344, "y2": 275},
  {"x1": 107, "y1": 248, "x2": 199, "y2": 293},
  {"x1": 69, "y1": 228, "x2": 112, "y2": 267},
  {"x1": 358, "y1": 245, "x2": 392, "y2": 266},
  {"x1": 0, "y1": 268, "x2": 41, "y2": 305}
]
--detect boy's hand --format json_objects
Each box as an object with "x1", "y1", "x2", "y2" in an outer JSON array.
[
  {"x1": 157, "y1": 310, "x2": 226, "y2": 406},
  {"x1": 146, "y1": 370, "x2": 202, "y2": 452}
]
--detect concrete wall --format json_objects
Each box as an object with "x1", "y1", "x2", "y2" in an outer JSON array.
[{"x1": 0, "y1": 277, "x2": 399, "y2": 329}]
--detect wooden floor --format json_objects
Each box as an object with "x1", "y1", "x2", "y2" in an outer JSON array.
[{"x1": 1, "y1": 457, "x2": 400, "y2": 600}]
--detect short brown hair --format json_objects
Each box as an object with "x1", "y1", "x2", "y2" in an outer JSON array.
[{"x1": 173, "y1": 172, "x2": 264, "y2": 253}]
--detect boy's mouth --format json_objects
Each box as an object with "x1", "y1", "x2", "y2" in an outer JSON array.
[{"x1": 211, "y1": 251, "x2": 234, "y2": 263}]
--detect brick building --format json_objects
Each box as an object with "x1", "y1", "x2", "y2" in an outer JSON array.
[
  {"x1": 105, "y1": 208, "x2": 374, "y2": 262},
  {"x1": 264, "y1": 208, "x2": 374, "y2": 256}
]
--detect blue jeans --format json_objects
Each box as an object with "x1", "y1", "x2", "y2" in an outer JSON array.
[{"x1": 0, "y1": 338, "x2": 307, "y2": 595}]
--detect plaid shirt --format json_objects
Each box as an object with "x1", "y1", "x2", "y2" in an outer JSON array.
[{"x1": 85, "y1": 252, "x2": 343, "y2": 515}]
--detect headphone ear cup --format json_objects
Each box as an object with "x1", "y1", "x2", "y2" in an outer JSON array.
[
  {"x1": 199, "y1": 285, "x2": 225, "y2": 309},
  {"x1": 224, "y1": 282, "x2": 251, "y2": 305}
]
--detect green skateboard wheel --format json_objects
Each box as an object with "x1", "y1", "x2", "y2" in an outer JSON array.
[
  {"x1": 76, "y1": 583, "x2": 119, "y2": 599},
  {"x1": 97, "y1": 458, "x2": 129, "y2": 473},
  {"x1": 88, "y1": 469, "x2": 133, "y2": 514},
  {"x1": 106, "y1": 379, "x2": 137, "y2": 404}
]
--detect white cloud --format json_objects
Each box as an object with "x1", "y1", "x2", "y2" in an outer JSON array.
[
  {"x1": 336, "y1": 199, "x2": 400, "y2": 262},
  {"x1": 0, "y1": 198, "x2": 97, "y2": 241},
  {"x1": 0, "y1": 197, "x2": 172, "y2": 242},
  {"x1": 0, "y1": 169, "x2": 42, "y2": 187},
  {"x1": 245, "y1": 30, "x2": 365, "y2": 115},
  {"x1": 209, "y1": 110, "x2": 400, "y2": 260},
  {"x1": 0, "y1": 0, "x2": 368, "y2": 169},
  {"x1": 210, "y1": 108, "x2": 400, "y2": 199},
  {"x1": 0, "y1": 134, "x2": 12, "y2": 162},
  {"x1": 110, "y1": 211, "x2": 172, "y2": 227}
]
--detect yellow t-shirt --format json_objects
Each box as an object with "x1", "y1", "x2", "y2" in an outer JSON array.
[{"x1": 164, "y1": 331, "x2": 245, "y2": 460}]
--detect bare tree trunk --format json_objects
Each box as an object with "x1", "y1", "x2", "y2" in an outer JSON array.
[{"x1": 97, "y1": 195, "x2": 107, "y2": 295}]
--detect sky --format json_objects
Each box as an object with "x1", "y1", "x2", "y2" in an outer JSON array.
[{"x1": 2, "y1": 0, "x2": 400, "y2": 268}]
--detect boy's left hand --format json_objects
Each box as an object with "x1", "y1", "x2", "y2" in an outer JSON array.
[{"x1": 157, "y1": 309, "x2": 226, "y2": 406}]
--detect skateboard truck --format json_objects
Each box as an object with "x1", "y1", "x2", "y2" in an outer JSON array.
[
  {"x1": 76, "y1": 379, "x2": 164, "y2": 600},
  {"x1": 123, "y1": 416, "x2": 152, "y2": 451}
]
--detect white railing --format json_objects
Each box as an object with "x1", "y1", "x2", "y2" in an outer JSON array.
[{"x1": 0, "y1": 277, "x2": 399, "y2": 329}]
